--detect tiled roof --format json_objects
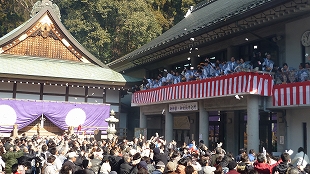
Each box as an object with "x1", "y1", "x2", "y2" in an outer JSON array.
[
  {"x1": 0, "y1": 5, "x2": 107, "y2": 68},
  {"x1": 0, "y1": 54, "x2": 141, "y2": 84},
  {"x1": 108, "y1": 0, "x2": 281, "y2": 68}
]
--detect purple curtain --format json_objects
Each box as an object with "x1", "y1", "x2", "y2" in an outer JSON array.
[{"x1": 0, "y1": 99, "x2": 110, "y2": 133}]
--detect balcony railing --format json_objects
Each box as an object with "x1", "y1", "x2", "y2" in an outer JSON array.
[{"x1": 132, "y1": 72, "x2": 274, "y2": 106}]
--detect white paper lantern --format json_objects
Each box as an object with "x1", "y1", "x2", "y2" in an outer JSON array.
[
  {"x1": 65, "y1": 108, "x2": 86, "y2": 127},
  {"x1": 0, "y1": 105, "x2": 17, "y2": 125}
]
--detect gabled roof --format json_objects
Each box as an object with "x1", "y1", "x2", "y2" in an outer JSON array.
[
  {"x1": 0, "y1": 1, "x2": 107, "y2": 68},
  {"x1": 108, "y1": 0, "x2": 296, "y2": 71},
  {"x1": 0, "y1": 54, "x2": 141, "y2": 85}
]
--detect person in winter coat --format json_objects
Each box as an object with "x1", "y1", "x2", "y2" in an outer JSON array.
[
  {"x1": 2, "y1": 145, "x2": 24, "y2": 174},
  {"x1": 253, "y1": 153, "x2": 280, "y2": 174},
  {"x1": 120, "y1": 154, "x2": 133, "y2": 174},
  {"x1": 274, "y1": 153, "x2": 294, "y2": 174}
]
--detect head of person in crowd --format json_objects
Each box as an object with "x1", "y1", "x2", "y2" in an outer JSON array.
[
  {"x1": 214, "y1": 165, "x2": 223, "y2": 174},
  {"x1": 215, "y1": 147, "x2": 223, "y2": 155},
  {"x1": 138, "y1": 161, "x2": 148, "y2": 170},
  {"x1": 299, "y1": 63, "x2": 305, "y2": 69},
  {"x1": 47, "y1": 155, "x2": 56, "y2": 164},
  {"x1": 155, "y1": 161, "x2": 166, "y2": 173},
  {"x1": 281, "y1": 152, "x2": 291, "y2": 163},
  {"x1": 298, "y1": 147, "x2": 305, "y2": 153},
  {"x1": 67, "y1": 152, "x2": 78, "y2": 162},
  {"x1": 166, "y1": 161, "x2": 177, "y2": 173},
  {"x1": 228, "y1": 161, "x2": 237, "y2": 171},
  {"x1": 256, "y1": 153, "x2": 266, "y2": 163},
  {"x1": 287, "y1": 167, "x2": 299, "y2": 174},
  {"x1": 241, "y1": 153, "x2": 249, "y2": 163},
  {"x1": 176, "y1": 157, "x2": 191, "y2": 174},
  {"x1": 132, "y1": 152, "x2": 142, "y2": 165},
  {"x1": 11, "y1": 163, "x2": 20, "y2": 174},
  {"x1": 185, "y1": 165, "x2": 195, "y2": 174}
]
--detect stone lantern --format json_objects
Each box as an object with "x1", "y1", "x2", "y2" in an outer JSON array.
[{"x1": 105, "y1": 110, "x2": 119, "y2": 140}]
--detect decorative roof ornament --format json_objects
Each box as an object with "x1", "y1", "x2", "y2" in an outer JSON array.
[{"x1": 31, "y1": 0, "x2": 61, "y2": 20}]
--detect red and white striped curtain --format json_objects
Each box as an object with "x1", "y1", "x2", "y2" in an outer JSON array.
[
  {"x1": 132, "y1": 72, "x2": 273, "y2": 105},
  {"x1": 273, "y1": 81, "x2": 310, "y2": 106}
]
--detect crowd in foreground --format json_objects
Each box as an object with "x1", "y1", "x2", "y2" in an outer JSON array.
[
  {"x1": 0, "y1": 132, "x2": 309, "y2": 174},
  {"x1": 132, "y1": 52, "x2": 310, "y2": 92}
]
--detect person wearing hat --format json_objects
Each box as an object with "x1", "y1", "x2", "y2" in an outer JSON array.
[
  {"x1": 62, "y1": 152, "x2": 81, "y2": 174},
  {"x1": 226, "y1": 161, "x2": 239, "y2": 174},
  {"x1": 152, "y1": 161, "x2": 166, "y2": 174}
]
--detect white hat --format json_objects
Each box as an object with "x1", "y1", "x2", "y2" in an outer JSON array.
[{"x1": 67, "y1": 152, "x2": 79, "y2": 158}]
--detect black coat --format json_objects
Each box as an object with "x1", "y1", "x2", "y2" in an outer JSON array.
[
  {"x1": 119, "y1": 161, "x2": 133, "y2": 174},
  {"x1": 63, "y1": 160, "x2": 81, "y2": 174}
]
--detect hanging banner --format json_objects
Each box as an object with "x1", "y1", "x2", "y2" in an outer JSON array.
[
  {"x1": 169, "y1": 102, "x2": 198, "y2": 112},
  {"x1": 0, "y1": 99, "x2": 110, "y2": 133}
]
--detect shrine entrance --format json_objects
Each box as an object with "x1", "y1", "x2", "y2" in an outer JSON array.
[{"x1": 19, "y1": 115, "x2": 63, "y2": 137}]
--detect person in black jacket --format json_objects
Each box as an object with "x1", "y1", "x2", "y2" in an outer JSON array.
[
  {"x1": 251, "y1": 51, "x2": 264, "y2": 71},
  {"x1": 153, "y1": 147, "x2": 169, "y2": 165},
  {"x1": 62, "y1": 152, "x2": 81, "y2": 174},
  {"x1": 120, "y1": 154, "x2": 133, "y2": 174},
  {"x1": 274, "y1": 152, "x2": 294, "y2": 174}
]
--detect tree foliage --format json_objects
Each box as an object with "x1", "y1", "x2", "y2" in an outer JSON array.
[{"x1": 0, "y1": 0, "x2": 205, "y2": 63}]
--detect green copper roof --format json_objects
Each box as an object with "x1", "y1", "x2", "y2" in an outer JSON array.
[{"x1": 0, "y1": 54, "x2": 141, "y2": 84}]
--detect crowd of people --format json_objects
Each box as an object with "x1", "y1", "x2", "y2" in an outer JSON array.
[
  {"x1": 132, "y1": 51, "x2": 310, "y2": 92},
  {"x1": 0, "y1": 132, "x2": 310, "y2": 174}
]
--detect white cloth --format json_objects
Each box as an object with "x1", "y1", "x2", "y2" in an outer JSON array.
[
  {"x1": 0, "y1": 157, "x2": 5, "y2": 172},
  {"x1": 100, "y1": 162, "x2": 111, "y2": 174},
  {"x1": 44, "y1": 163, "x2": 57, "y2": 174},
  {"x1": 292, "y1": 151, "x2": 310, "y2": 167},
  {"x1": 53, "y1": 155, "x2": 62, "y2": 174},
  {"x1": 201, "y1": 166, "x2": 216, "y2": 174}
]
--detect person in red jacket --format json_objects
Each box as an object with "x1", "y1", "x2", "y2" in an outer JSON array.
[{"x1": 254, "y1": 153, "x2": 280, "y2": 174}]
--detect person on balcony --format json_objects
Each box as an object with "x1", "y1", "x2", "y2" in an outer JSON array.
[
  {"x1": 182, "y1": 67, "x2": 194, "y2": 82},
  {"x1": 262, "y1": 53, "x2": 274, "y2": 72},
  {"x1": 214, "y1": 63, "x2": 224, "y2": 77},
  {"x1": 173, "y1": 72, "x2": 182, "y2": 84},
  {"x1": 296, "y1": 63, "x2": 309, "y2": 82},
  {"x1": 235, "y1": 58, "x2": 252, "y2": 72},
  {"x1": 166, "y1": 70, "x2": 174, "y2": 85},
  {"x1": 251, "y1": 51, "x2": 264, "y2": 71},
  {"x1": 203, "y1": 59, "x2": 215, "y2": 77},
  {"x1": 225, "y1": 57, "x2": 238, "y2": 74}
]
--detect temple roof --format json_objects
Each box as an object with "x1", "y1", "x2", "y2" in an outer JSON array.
[
  {"x1": 0, "y1": 0, "x2": 108, "y2": 68},
  {"x1": 0, "y1": 54, "x2": 141, "y2": 85},
  {"x1": 0, "y1": 0, "x2": 141, "y2": 84}
]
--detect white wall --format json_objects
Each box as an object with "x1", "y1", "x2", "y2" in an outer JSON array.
[
  {"x1": 285, "y1": 15, "x2": 310, "y2": 68},
  {"x1": 286, "y1": 108, "x2": 310, "y2": 155}
]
